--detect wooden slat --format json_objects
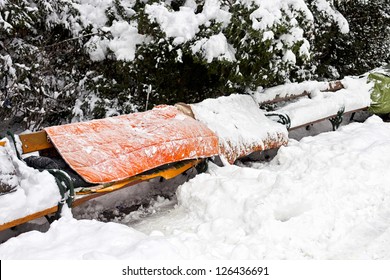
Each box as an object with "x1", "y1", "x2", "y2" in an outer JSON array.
[
  {"x1": 289, "y1": 107, "x2": 368, "y2": 131},
  {"x1": 260, "y1": 91, "x2": 310, "y2": 106},
  {"x1": 0, "y1": 206, "x2": 58, "y2": 231},
  {"x1": 259, "y1": 81, "x2": 345, "y2": 106},
  {"x1": 76, "y1": 159, "x2": 200, "y2": 194},
  {"x1": 18, "y1": 130, "x2": 53, "y2": 153}
]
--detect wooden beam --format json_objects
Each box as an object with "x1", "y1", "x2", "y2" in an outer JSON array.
[
  {"x1": 259, "y1": 81, "x2": 345, "y2": 106},
  {"x1": 259, "y1": 91, "x2": 310, "y2": 106},
  {"x1": 289, "y1": 107, "x2": 368, "y2": 131},
  {"x1": 18, "y1": 130, "x2": 53, "y2": 154}
]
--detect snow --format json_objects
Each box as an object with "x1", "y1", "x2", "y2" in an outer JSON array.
[
  {"x1": 1, "y1": 0, "x2": 388, "y2": 264},
  {"x1": 3, "y1": 115, "x2": 390, "y2": 259},
  {"x1": 65, "y1": 0, "x2": 323, "y2": 64},
  {"x1": 247, "y1": 0, "x2": 313, "y2": 30},
  {"x1": 146, "y1": 5, "x2": 200, "y2": 45},
  {"x1": 65, "y1": 0, "x2": 146, "y2": 61},
  {"x1": 191, "y1": 33, "x2": 236, "y2": 63},
  {"x1": 190, "y1": 94, "x2": 288, "y2": 163},
  {"x1": 0, "y1": 139, "x2": 60, "y2": 226}
]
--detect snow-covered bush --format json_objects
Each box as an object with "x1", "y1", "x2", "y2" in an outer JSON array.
[
  {"x1": 308, "y1": 0, "x2": 390, "y2": 79},
  {"x1": 225, "y1": 0, "x2": 314, "y2": 92},
  {"x1": 333, "y1": 0, "x2": 390, "y2": 76},
  {"x1": 1, "y1": 0, "x2": 388, "y2": 128},
  {"x1": 0, "y1": 0, "x2": 90, "y2": 128},
  {"x1": 128, "y1": 0, "x2": 316, "y2": 107}
]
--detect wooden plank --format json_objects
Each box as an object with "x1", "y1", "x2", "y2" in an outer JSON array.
[
  {"x1": 326, "y1": 81, "x2": 344, "y2": 92},
  {"x1": 18, "y1": 131, "x2": 53, "y2": 154},
  {"x1": 76, "y1": 159, "x2": 200, "y2": 194},
  {"x1": 289, "y1": 107, "x2": 368, "y2": 131},
  {"x1": 260, "y1": 91, "x2": 310, "y2": 106},
  {"x1": 0, "y1": 206, "x2": 59, "y2": 231},
  {"x1": 259, "y1": 81, "x2": 345, "y2": 106}
]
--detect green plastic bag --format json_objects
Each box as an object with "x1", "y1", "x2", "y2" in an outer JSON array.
[{"x1": 368, "y1": 72, "x2": 390, "y2": 115}]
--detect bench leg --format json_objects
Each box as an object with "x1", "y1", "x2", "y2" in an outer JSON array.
[{"x1": 329, "y1": 107, "x2": 345, "y2": 131}]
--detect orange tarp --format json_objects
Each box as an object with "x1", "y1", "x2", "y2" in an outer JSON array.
[{"x1": 44, "y1": 106, "x2": 219, "y2": 184}]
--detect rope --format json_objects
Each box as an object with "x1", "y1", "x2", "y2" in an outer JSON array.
[{"x1": 47, "y1": 169, "x2": 74, "y2": 221}]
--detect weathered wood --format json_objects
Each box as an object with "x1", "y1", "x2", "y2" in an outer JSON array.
[
  {"x1": 259, "y1": 91, "x2": 310, "y2": 106},
  {"x1": 19, "y1": 130, "x2": 53, "y2": 154},
  {"x1": 0, "y1": 206, "x2": 58, "y2": 231},
  {"x1": 259, "y1": 80, "x2": 345, "y2": 106},
  {"x1": 325, "y1": 81, "x2": 344, "y2": 92},
  {"x1": 175, "y1": 102, "x2": 195, "y2": 118},
  {"x1": 289, "y1": 107, "x2": 368, "y2": 131}
]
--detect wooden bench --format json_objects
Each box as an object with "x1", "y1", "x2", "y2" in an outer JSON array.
[{"x1": 256, "y1": 78, "x2": 371, "y2": 131}]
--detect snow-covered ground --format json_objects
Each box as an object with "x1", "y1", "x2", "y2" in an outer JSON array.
[{"x1": 2, "y1": 114, "x2": 390, "y2": 259}]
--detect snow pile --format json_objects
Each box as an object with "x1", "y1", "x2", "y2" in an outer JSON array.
[
  {"x1": 87, "y1": 21, "x2": 144, "y2": 61},
  {"x1": 245, "y1": 0, "x2": 313, "y2": 30},
  {"x1": 2, "y1": 116, "x2": 390, "y2": 259},
  {"x1": 0, "y1": 140, "x2": 60, "y2": 226},
  {"x1": 190, "y1": 94, "x2": 288, "y2": 163},
  {"x1": 176, "y1": 116, "x2": 390, "y2": 259}
]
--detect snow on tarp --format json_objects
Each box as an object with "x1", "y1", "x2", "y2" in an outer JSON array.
[
  {"x1": 44, "y1": 105, "x2": 219, "y2": 184},
  {"x1": 190, "y1": 94, "x2": 288, "y2": 164},
  {"x1": 0, "y1": 139, "x2": 60, "y2": 226}
]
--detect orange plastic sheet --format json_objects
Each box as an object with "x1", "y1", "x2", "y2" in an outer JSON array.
[{"x1": 44, "y1": 106, "x2": 219, "y2": 184}]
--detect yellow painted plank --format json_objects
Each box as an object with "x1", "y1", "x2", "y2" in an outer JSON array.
[
  {"x1": 77, "y1": 159, "x2": 200, "y2": 194},
  {"x1": 19, "y1": 131, "x2": 53, "y2": 153}
]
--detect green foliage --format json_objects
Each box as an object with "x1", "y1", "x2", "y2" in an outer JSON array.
[
  {"x1": 224, "y1": 3, "x2": 313, "y2": 91},
  {"x1": 131, "y1": 2, "x2": 229, "y2": 109},
  {"x1": 1, "y1": 0, "x2": 389, "y2": 129},
  {"x1": 0, "y1": 0, "x2": 87, "y2": 129},
  {"x1": 334, "y1": 0, "x2": 390, "y2": 76},
  {"x1": 308, "y1": 0, "x2": 390, "y2": 79}
]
